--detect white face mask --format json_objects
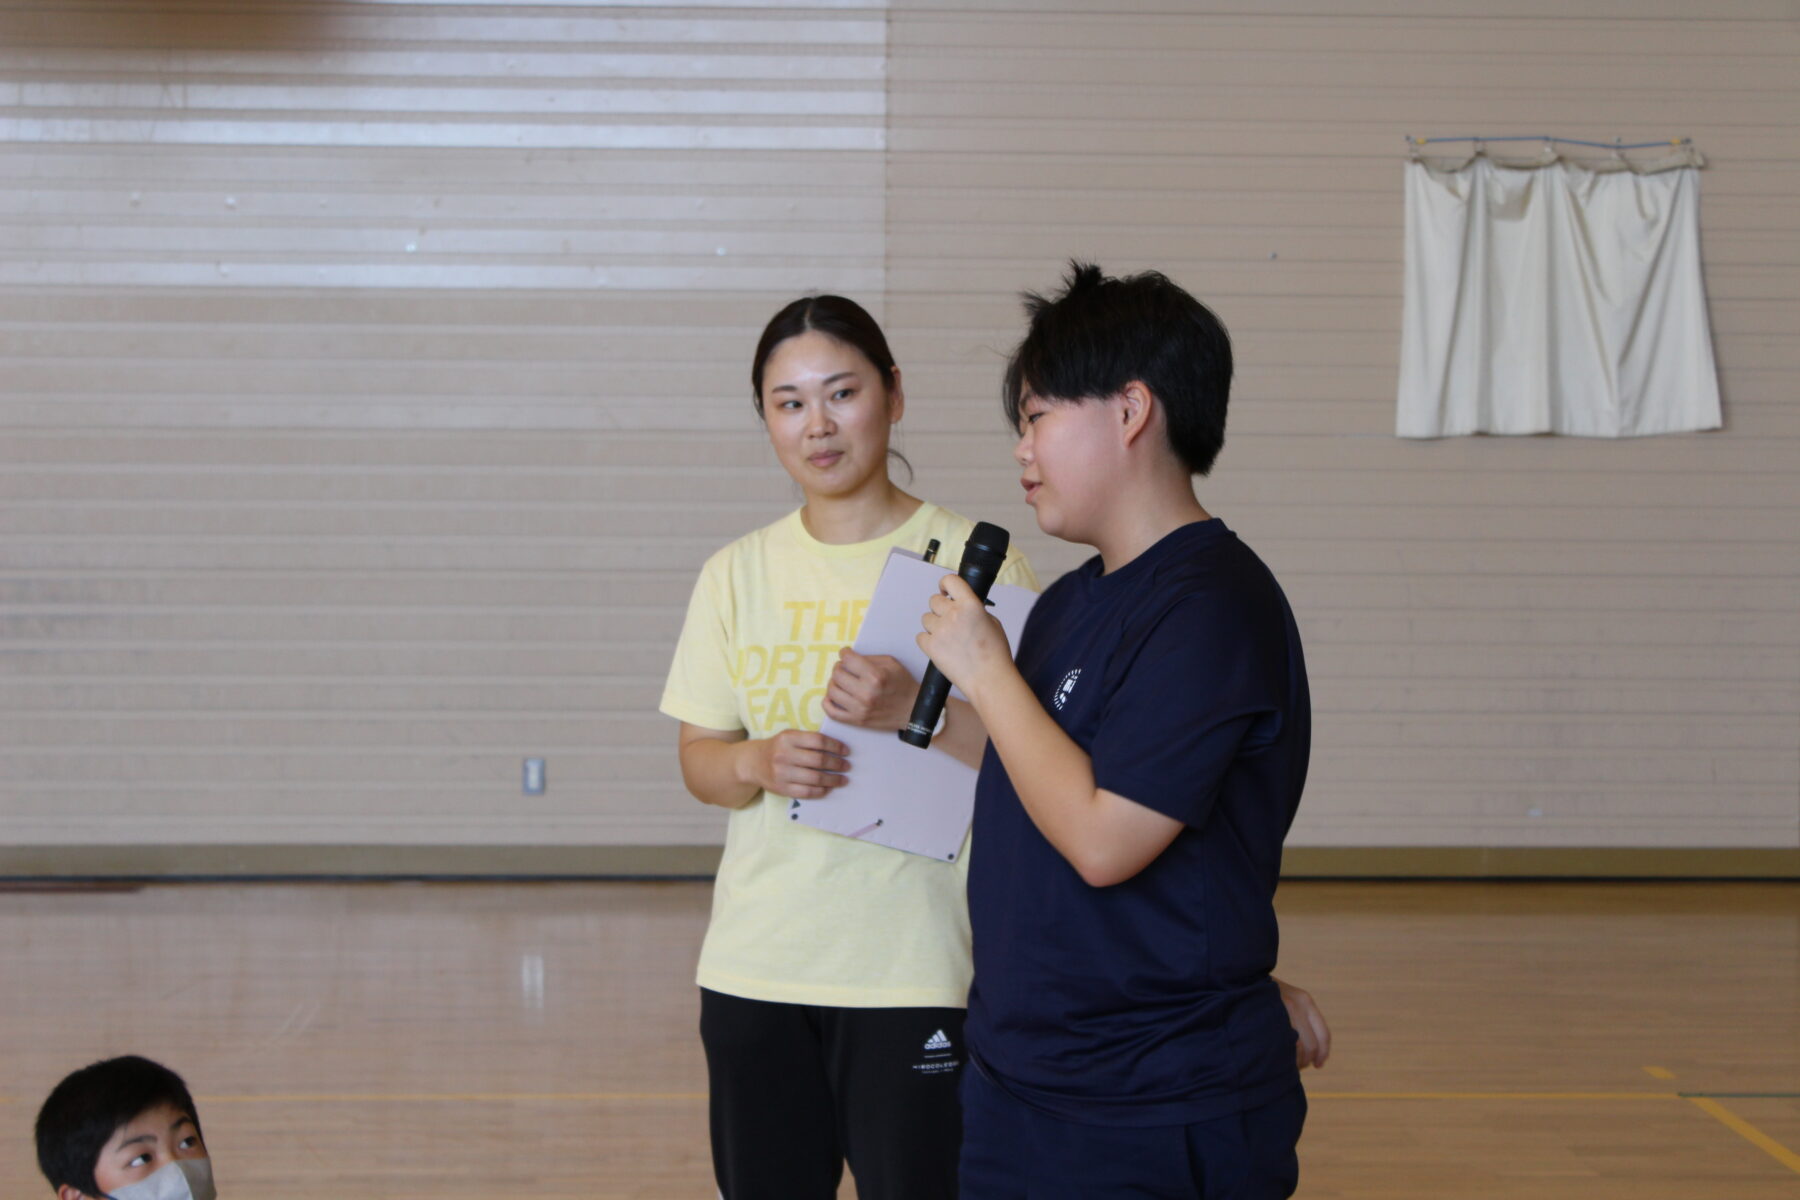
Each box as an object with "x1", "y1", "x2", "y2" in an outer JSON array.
[{"x1": 104, "y1": 1157, "x2": 216, "y2": 1200}]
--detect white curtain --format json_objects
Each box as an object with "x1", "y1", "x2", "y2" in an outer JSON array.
[{"x1": 1397, "y1": 154, "x2": 1721, "y2": 438}]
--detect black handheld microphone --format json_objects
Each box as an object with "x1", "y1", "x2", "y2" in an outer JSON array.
[{"x1": 900, "y1": 521, "x2": 1010, "y2": 749}]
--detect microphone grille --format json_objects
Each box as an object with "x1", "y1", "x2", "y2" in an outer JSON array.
[{"x1": 966, "y1": 521, "x2": 1010, "y2": 559}]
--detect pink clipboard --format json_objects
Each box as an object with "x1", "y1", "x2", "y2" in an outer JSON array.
[{"x1": 790, "y1": 547, "x2": 1037, "y2": 861}]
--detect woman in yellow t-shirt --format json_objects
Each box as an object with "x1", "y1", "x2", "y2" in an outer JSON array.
[{"x1": 660, "y1": 293, "x2": 1034, "y2": 1200}]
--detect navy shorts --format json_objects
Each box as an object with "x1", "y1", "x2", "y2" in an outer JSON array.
[{"x1": 958, "y1": 1062, "x2": 1305, "y2": 1199}]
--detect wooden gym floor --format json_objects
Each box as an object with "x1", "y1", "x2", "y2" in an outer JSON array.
[{"x1": 1, "y1": 879, "x2": 1795, "y2": 1198}]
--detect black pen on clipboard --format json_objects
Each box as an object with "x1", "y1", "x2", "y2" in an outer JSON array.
[{"x1": 922, "y1": 537, "x2": 994, "y2": 605}]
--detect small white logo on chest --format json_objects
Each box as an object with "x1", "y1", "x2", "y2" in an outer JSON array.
[{"x1": 1052, "y1": 668, "x2": 1082, "y2": 710}]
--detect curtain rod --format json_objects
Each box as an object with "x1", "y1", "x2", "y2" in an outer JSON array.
[{"x1": 1408, "y1": 135, "x2": 1691, "y2": 151}]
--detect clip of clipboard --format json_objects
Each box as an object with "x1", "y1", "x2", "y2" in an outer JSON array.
[{"x1": 790, "y1": 546, "x2": 1037, "y2": 861}]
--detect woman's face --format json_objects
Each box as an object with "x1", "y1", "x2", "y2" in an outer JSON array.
[{"x1": 759, "y1": 329, "x2": 903, "y2": 500}]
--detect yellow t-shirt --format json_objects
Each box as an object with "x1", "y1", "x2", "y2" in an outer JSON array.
[{"x1": 661, "y1": 502, "x2": 1038, "y2": 1008}]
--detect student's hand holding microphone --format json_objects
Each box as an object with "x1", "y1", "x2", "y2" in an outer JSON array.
[{"x1": 917, "y1": 574, "x2": 1015, "y2": 706}]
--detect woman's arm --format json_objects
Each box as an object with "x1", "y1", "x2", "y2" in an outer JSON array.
[
  {"x1": 917, "y1": 576, "x2": 1182, "y2": 886},
  {"x1": 932, "y1": 696, "x2": 988, "y2": 770},
  {"x1": 677, "y1": 722, "x2": 851, "y2": 809},
  {"x1": 963, "y1": 665, "x2": 1182, "y2": 885},
  {"x1": 823, "y1": 648, "x2": 989, "y2": 769}
]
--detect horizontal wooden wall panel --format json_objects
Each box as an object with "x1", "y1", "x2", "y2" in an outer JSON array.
[
  {"x1": 8, "y1": 502, "x2": 1800, "y2": 547},
  {"x1": 0, "y1": 6, "x2": 888, "y2": 52},
  {"x1": 0, "y1": 0, "x2": 887, "y2": 851},
  {"x1": 886, "y1": 0, "x2": 1799, "y2": 854},
  {"x1": 2, "y1": 0, "x2": 1795, "y2": 865}
]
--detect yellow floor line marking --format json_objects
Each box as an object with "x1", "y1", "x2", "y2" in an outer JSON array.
[
  {"x1": 1644, "y1": 1066, "x2": 1676, "y2": 1080},
  {"x1": 1308, "y1": 1091, "x2": 1676, "y2": 1101},
  {"x1": 1687, "y1": 1097, "x2": 1800, "y2": 1177}
]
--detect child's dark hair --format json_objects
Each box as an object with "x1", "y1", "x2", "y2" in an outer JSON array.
[
  {"x1": 36, "y1": 1056, "x2": 202, "y2": 1196},
  {"x1": 750, "y1": 293, "x2": 912, "y2": 481},
  {"x1": 1003, "y1": 261, "x2": 1233, "y2": 476}
]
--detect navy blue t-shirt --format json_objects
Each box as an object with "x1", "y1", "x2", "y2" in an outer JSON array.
[{"x1": 965, "y1": 518, "x2": 1310, "y2": 1126}]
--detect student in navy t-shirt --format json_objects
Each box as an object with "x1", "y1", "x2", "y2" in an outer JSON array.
[{"x1": 917, "y1": 263, "x2": 1317, "y2": 1198}]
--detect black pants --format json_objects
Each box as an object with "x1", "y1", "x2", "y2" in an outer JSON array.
[{"x1": 700, "y1": 988, "x2": 965, "y2": 1200}]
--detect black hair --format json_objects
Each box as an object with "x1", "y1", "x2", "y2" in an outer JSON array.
[
  {"x1": 749, "y1": 293, "x2": 911, "y2": 482},
  {"x1": 1002, "y1": 261, "x2": 1233, "y2": 476},
  {"x1": 36, "y1": 1056, "x2": 202, "y2": 1197}
]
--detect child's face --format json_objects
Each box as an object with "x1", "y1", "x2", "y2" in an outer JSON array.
[
  {"x1": 1014, "y1": 390, "x2": 1120, "y2": 544},
  {"x1": 82, "y1": 1102, "x2": 206, "y2": 1198}
]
